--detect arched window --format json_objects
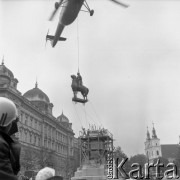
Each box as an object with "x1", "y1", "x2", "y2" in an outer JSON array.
[
  {"x1": 30, "y1": 133, "x2": 32, "y2": 143},
  {"x1": 39, "y1": 137, "x2": 41, "y2": 146},
  {"x1": 157, "y1": 150, "x2": 159, "y2": 155},
  {"x1": 27, "y1": 131, "x2": 30, "y2": 143},
  {"x1": 34, "y1": 135, "x2": 36, "y2": 145},
  {"x1": 146, "y1": 151, "x2": 148, "y2": 157},
  {"x1": 25, "y1": 131, "x2": 27, "y2": 142}
]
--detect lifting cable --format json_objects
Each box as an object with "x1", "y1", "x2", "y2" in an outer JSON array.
[
  {"x1": 84, "y1": 107, "x2": 98, "y2": 125},
  {"x1": 89, "y1": 101, "x2": 103, "y2": 127},
  {"x1": 72, "y1": 102, "x2": 83, "y2": 128},
  {"x1": 83, "y1": 104, "x2": 89, "y2": 128},
  {"x1": 77, "y1": 17, "x2": 80, "y2": 72}
]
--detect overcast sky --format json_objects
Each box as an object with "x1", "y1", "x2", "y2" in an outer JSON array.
[{"x1": 1, "y1": 0, "x2": 180, "y2": 156}]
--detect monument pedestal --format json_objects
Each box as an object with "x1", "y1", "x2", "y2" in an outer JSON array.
[{"x1": 72, "y1": 164, "x2": 108, "y2": 180}]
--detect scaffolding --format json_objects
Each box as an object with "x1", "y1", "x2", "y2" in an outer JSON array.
[{"x1": 79, "y1": 125, "x2": 113, "y2": 167}]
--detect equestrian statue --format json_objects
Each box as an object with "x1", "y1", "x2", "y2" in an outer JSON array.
[{"x1": 71, "y1": 72, "x2": 89, "y2": 103}]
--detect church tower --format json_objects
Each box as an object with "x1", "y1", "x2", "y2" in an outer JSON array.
[
  {"x1": 145, "y1": 127, "x2": 151, "y2": 161},
  {"x1": 145, "y1": 124, "x2": 162, "y2": 162}
]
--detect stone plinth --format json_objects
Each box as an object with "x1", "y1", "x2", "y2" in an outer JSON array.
[{"x1": 71, "y1": 164, "x2": 107, "y2": 180}]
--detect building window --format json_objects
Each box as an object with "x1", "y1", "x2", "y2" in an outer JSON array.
[
  {"x1": 27, "y1": 132, "x2": 30, "y2": 143},
  {"x1": 25, "y1": 115, "x2": 28, "y2": 125},
  {"x1": 35, "y1": 120, "x2": 37, "y2": 129},
  {"x1": 39, "y1": 122, "x2": 41, "y2": 131},
  {"x1": 30, "y1": 133, "x2": 32, "y2": 143},
  {"x1": 30, "y1": 118, "x2": 33, "y2": 127},
  {"x1": 21, "y1": 113, "x2": 23, "y2": 123},
  {"x1": 157, "y1": 150, "x2": 159, "y2": 155},
  {"x1": 44, "y1": 140, "x2": 46, "y2": 148},
  {"x1": 44, "y1": 125, "x2": 47, "y2": 135},
  {"x1": 39, "y1": 137, "x2": 41, "y2": 146},
  {"x1": 34, "y1": 136, "x2": 36, "y2": 145},
  {"x1": 32, "y1": 119, "x2": 34, "y2": 128}
]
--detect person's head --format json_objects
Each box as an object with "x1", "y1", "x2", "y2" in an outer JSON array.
[
  {"x1": 35, "y1": 167, "x2": 55, "y2": 180},
  {"x1": 0, "y1": 97, "x2": 18, "y2": 134}
]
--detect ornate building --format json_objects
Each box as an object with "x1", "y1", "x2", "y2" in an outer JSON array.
[{"x1": 0, "y1": 61, "x2": 80, "y2": 178}]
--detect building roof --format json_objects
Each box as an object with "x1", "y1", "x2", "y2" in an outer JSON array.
[
  {"x1": 0, "y1": 61, "x2": 14, "y2": 79},
  {"x1": 23, "y1": 82, "x2": 50, "y2": 103},
  {"x1": 57, "y1": 111, "x2": 69, "y2": 123},
  {"x1": 161, "y1": 144, "x2": 180, "y2": 159}
]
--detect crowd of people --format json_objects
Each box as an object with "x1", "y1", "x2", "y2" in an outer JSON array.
[{"x1": 0, "y1": 97, "x2": 63, "y2": 180}]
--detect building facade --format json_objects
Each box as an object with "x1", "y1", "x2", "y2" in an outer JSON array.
[{"x1": 0, "y1": 61, "x2": 80, "y2": 178}]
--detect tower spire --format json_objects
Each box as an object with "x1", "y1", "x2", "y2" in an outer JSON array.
[
  {"x1": 146, "y1": 126, "x2": 151, "y2": 140},
  {"x1": 35, "y1": 77, "x2": 38, "y2": 88},
  {"x1": 2, "y1": 55, "x2": 4, "y2": 65},
  {"x1": 78, "y1": 67, "x2": 80, "y2": 74},
  {"x1": 152, "y1": 122, "x2": 157, "y2": 139}
]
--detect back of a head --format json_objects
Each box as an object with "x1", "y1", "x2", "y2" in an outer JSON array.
[
  {"x1": 0, "y1": 97, "x2": 18, "y2": 127},
  {"x1": 35, "y1": 167, "x2": 55, "y2": 180}
]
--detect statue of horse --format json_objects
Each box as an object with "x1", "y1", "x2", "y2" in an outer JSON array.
[{"x1": 71, "y1": 75, "x2": 89, "y2": 100}]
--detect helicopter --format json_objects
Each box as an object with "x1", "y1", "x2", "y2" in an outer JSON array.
[{"x1": 46, "y1": 0, "x2": 129, "y2": 47}]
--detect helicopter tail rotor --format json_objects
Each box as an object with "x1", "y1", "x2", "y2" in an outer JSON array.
[{"x1": 45, "y1": 29, "x2": 49, "y2": 48}]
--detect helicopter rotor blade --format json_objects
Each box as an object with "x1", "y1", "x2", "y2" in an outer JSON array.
[
  {"x1": 48, "y1": 0, "x2": 63, "y2": 21},
  {"x1": 49, "y1": 9, "x2": 58, "y2": 21},
  {"x1": 109, "y1": 0, "x2": 129, "y2": 8}
]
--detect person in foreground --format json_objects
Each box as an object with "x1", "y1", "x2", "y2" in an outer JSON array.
[
  {"x1": 0, "y1": 97, "x2": 21, "y2": 180},
  {"x1": 35, "y1": 167, "x2": 63, "y2": 180}
]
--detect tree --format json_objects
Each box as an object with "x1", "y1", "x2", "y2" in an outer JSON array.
[
  {"x1": 38, "y1": 148, "x2": 54, "y2": 168},
  {"x1": 153, "y1": 157, "x2": 169, "y2": 173},
  {"x1": 113, "y1": 146, "x2": 129, "y2": 176},
  {"x1": 113, "y1": 146, "x2": 128, "y2": 161},
  {"x1": 21, "y1": 148, "x2": 39, "y2": 171},
  {"x1": 128, "y1": 154, "x2": 147, "y2": 166},
  {"x1": 126, "y1": 154, "x2": 147, "y2": 177}
]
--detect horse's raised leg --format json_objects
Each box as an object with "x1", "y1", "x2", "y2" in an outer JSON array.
[{"x1": 74, "y1": 91, "x2": 77, "y2": 98}]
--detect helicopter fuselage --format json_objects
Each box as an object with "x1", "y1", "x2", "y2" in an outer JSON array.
[
  {"x1": 60, "y1": 0, "x2": 84, "y2": 25},
  {"x1": 51, "y1": 0, "x2": 84, "y2": 47}
]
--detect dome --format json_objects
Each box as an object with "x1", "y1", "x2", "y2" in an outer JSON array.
[
  {"x1": 23, "y1": 82, "x2": 50, "y2": 103},
  {"x1": 57, "y1": 111, "x2": 69, "y2": 123},
  {"x1": 0, "y1": 61, "x2": 14, "y2": 79}
]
